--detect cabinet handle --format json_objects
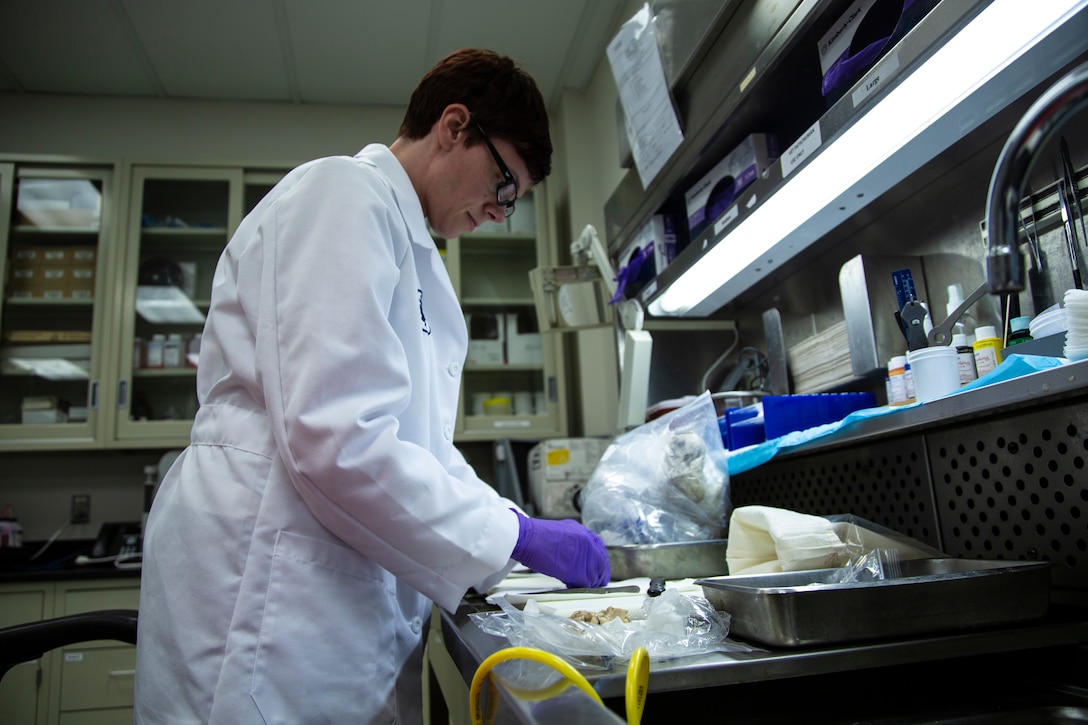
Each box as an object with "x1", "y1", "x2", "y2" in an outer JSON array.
[
  {"x1": 89, "y1": 380, "x2": 99, "y2": 410},
  {"x1": 117, "y1": 379, "x2": 128, "y2": 408},
  {"x1": 108, "y1": 669, "x2": 136, "y2": 678}
]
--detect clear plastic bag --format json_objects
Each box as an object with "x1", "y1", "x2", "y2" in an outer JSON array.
[
  {"x1": 830, "y1": 547, "x2": 903, "y2": 584},
  {"x1": 580, "y1": 391, "x2": 730, "y2": 545},
  {"x1": 469, "y1": 589, "x2": 753, "y2": 670}
]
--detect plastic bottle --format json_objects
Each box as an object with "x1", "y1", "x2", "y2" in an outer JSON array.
[
  {"x1": 1007, "y1": 316, "x2": 1033, "y2": 346},
  {"x1": 164, "y1": 333, "x2": 183, "y2": 368},
  {"x1": 952, "y1": 332, "x2": 978, "y2": 385},
  {"x1": 973, "y1": 325, "x2": 1003, "y2": 376},
  {"x1": 904, "y1": 362, "x2": 916, "y2": 402},
  {"x1": 133, "y1": 337, "x2": 145, "y2": 370},
  {"x1": 947, "y1": 283, "x2": 978, "y2": 342},
  {"x1": 888, "y1": 356, "x2": 907, "y2": 404},
  {"x1": 146, "y1": 334, "x2": 165, "y2": 368}
]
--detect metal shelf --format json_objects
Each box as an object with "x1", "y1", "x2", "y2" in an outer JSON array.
[{"x1": 609, "y1": 1, "x2": 1088, "y2": 318}]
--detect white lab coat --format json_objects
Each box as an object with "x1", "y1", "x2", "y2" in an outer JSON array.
[{"x1": 134, "y1": 145, "x2": 521, "y2": 724}]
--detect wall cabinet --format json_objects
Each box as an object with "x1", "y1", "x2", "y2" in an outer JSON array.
[
  {"x1": 0, "y1": 162, "x2": 117, "y2": 449},
  {"x1": 0, "y1": 160, "x2": 283, "y2": 451},
  {"x1": 3, "y1": 160, "x2": 567, "y2": 450},
  {"x1": 0, "y1": 577, "x2": 140, "y2": 725},
  {"x1": 441, "y1": 184, "x2": 569, "y2": 441},
  {"x1": 113, "y1": 165, "x2": 281, "y2": 446}
]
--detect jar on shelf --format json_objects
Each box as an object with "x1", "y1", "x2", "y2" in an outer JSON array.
[
  {"x1": 146, "y1": 334, "x2": 166, "y2": 368},
  {"x1": 164, "y1": 333, "x2": 183, "y2": 368},
  {"x1": 133, "y1": 337, "x2": 145, "y2": 370}
]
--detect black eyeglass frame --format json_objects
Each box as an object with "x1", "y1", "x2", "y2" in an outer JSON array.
[{"x1": 470, "y1": 115, "x2": 518, "y2": 218}]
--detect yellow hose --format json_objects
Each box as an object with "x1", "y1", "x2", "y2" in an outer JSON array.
[{"x1": 469, "y1": 645, "x2": 650, "y2": 725}]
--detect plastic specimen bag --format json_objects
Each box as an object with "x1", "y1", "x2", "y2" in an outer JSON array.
[{"x1": 580, "y1": 391, "x2": 730, "y2": 545}]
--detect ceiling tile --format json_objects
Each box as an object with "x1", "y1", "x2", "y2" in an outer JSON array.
[
  {"x1": 0, "y1": 0, "x2": 624, "y2": 108},
  {"x1": 0, "y1": 0, "x2": 159, "y2": 96},
  {"x1": 284, "y1": 0, "x2": 432, "y2": 106},
  {"x1": 121, "y1": 0, "x2": 292, "y2": 101}
]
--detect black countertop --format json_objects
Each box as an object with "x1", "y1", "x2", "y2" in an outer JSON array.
[{"x1": 0, "y1": 539, "x2": 141, "y2": 583}]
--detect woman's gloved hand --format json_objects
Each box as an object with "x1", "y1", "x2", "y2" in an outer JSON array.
[{"x1": 510, "y1": 511, "x2": 610, "y2": 588}]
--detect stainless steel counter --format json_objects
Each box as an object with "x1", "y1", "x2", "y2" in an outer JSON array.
[
  {"x1": 437, "y1": 360, "x2": 1088, "y2": 722},
  {"x1": 438, "y1": 599, "x2": 1088, "y2": 723},
  {"x1": 775, "y1": 355, "x2": 1088, "y2": 459}
]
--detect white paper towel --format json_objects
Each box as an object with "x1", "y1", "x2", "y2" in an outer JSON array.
[{"x1": 726, "y1": 505, "x2": 848, "y2": 575}]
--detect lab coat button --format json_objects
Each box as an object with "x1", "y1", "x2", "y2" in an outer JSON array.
[
  {"x1": 446, "y1": 362, "x2": 460, "y2": 376},
  {"x1": 443, "y1": 424, "x2": 452, "y2": 440},
  {"x1": 410, "y1": 617, "x2": 422, "y2": 634}
]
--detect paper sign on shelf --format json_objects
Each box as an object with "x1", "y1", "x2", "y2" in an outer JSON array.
[{"x1": 607, "y1": 3, "x2": 684, "y2": 189}]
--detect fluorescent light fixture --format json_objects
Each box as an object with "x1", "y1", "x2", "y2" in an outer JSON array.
[
  {"x1": 136, "y1": 285, "x2": 206, "y2": 324},
  {"x1": 650, "y1": 0, "x2": 1087, "y2": 317}
]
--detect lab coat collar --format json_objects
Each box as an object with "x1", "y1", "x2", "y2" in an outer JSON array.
[{"x1": 354, "y1": 144, "x2": 433, "y2": 247}]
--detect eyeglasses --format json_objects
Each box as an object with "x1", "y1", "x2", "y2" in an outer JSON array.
[{"x1": 470, "y1": 115, "x2": 518, "y2": 218}]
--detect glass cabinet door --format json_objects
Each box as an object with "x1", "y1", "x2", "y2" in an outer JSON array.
[
  {"x1": 0, "y1": 164, "x2": 115, "y2": 449},
  {"x1": 451, "y1": 185, "x2": 568, "y2": 441},
  {"x1": 113, "y1": 166, "x2": 243, "y2": 444}
]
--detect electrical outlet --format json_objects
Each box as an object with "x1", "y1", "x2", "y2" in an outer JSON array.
[{"x1": 71, "y1": 494, "x2": 91, "y2": 524}]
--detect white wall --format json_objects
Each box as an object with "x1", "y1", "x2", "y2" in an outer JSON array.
[{"x1": 550, "y1": 0, "x2": 640, "y2": 436}]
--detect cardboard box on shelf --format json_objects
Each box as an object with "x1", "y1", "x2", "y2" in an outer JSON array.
[
  {"x1": 505, "y1": 312, "x2": 543, "y2": 365},
  {"x1": 20, "y1": 395, "x2": 69, "y2": 424},
  {"x1": 6, "y1": 246, "x2": 98, "y2": 299},
  {"x1": 71, "y1": 247, "x2": 97, "y2": 265},
  {"x1": 40, "y1": 247, "x2": 72, "y2": 266},
  {"x1": 40, "y1": 267, "x2": 68, "y2": 299},
  {"x1": 7, "y1": 265, "x2": 40, "y2": 298},
  {"x1": 68, "y1": 266, "x2": 96, "y2": 299},
  {"x1": 683, "y1": 133, "x2": 778, "y2": 241},
  {"x1": 466, "y1": 312, "x2": 504, "y2": 365}
]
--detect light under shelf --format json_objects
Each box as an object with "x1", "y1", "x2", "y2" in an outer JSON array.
[{"x1": 646, "y1": 0, "x2": 1088, "y2": 318}]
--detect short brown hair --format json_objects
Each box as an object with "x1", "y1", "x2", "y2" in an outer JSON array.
[{"x1": 399, "y1": 49, "x2": 552, "y2": 184}]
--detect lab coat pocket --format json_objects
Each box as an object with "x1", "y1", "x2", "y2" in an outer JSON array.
[{"x1": 251, "y1": 530, "x2": 396, "y2": 723}]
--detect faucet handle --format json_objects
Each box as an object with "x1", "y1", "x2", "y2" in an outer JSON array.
[{"x1": 929, "y1": 281, "x2": 989, "y2": 346}]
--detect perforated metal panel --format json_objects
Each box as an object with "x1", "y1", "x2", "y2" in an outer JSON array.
[
  {"x1": 927, "y1": 402, "x2": 1088, "y2": 591},
  {"x1": 731, "y1": 436, "x2": 941, "y2": 549},
  {"x1": 730, "y1": 396, "x2": 1088, "y2": 596}
]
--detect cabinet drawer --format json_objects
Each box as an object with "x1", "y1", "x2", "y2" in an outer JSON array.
[
  {"x1": 59, "y1": 645, "x2": 136, "y2": 711},
  {"x1": 0, "y1": 588, "x2": 48, "y2": 627},
  {"x1": 62, "y1": 585, "x2": 140, "y2": 614},
  {"x1": 59, "y1": 707, "x2": 134, "y2": 725}
]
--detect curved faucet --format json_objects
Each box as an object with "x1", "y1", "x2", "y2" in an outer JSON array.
[{"x1": 985, "y1": 60, "x2": 1088, "y2": 294}]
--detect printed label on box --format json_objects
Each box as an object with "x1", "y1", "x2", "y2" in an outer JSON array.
[{"x1": 684, "y1": 134, "x2": 778, "y2": 240}]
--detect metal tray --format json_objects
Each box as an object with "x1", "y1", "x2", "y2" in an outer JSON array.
[
  {"x1": 696, "y1": 558, "x2": 1051, "y2": 647},
  {"x1": 608, "y1": 539, "x2": 728, "y2": 580}
]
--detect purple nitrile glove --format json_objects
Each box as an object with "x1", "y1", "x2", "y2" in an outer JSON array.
[{"x1": 510, "y1": 511, "x2": 610, "y2": 588}]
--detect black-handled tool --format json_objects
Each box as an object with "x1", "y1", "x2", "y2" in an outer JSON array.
[
  {"x1": 1060, "y1": 137, "x2": 1087, "y2": 249},
  {"x1": 647, "y1": 578, "x2": 666, "y2": 597},
  {"x1": 1059, "y1": 178, "x2": 1084, "y2": 290},
  {"x1": 900, "y1": 299, "x2": 930, "y2": 351}
]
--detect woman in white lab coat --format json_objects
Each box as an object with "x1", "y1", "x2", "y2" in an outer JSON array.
[{"x1": 134, "y1": 49, "x2": 609, "y2": 724}]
